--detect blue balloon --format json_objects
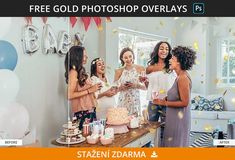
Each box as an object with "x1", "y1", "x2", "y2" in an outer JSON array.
[{"x1": 0, "y1": 40, "x2": 18, "y2": 70}]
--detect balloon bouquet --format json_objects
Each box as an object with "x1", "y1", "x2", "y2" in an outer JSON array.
[{"x1": 0, "y1": 39, "x2": 30, "y2": 143}]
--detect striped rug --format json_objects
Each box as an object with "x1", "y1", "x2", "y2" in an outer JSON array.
[{"x1": 189, "y1": 131, "x2": 227, "y2": 148}]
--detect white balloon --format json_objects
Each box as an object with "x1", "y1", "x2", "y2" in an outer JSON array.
[
  {"x1": 0, "y1": 69, "x2": 19, "y2": 107},
  {"x1": 22, "y1": 25, "x2": 40, "y2": 55},
  {"x1": 0, "y1": 102, "x2": 29, "y2": 139},
  {"x1": 0, "y1": 17, "x2": 12, "y2": 38},
  {"x1": 57, "y1": 31, "x2": 71, "y2": 56},
  {"x1": 42, "y1": 24, "x2": 57, "y2": 54}
]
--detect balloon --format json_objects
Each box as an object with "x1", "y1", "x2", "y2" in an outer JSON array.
[
  {"x1": 74, "y1": 32, "x2": 85, "y2": 46},
  {"x1": 22, "y1": 25, "x2": 40, "y2": 55},
  {"x1": 0, "y1": 102, "x2": 29, "y2": 139},
  {"x1": 57, "y1": 31, "x2": 71, "y2": 56},
  {"x1": 0, "y1": 69, "x2": 19, "y2": 107},
  {"x1": 0, "y1": 17, "x2": 12, "y2": 38},
  {"x1": 42, "y1": 24, "x2": 57, "y2": 54},
  {"x1": 0, "y1": 40, "x2": 18, "y2": 70}
]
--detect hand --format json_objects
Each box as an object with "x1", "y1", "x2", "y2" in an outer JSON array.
[
  {"x1": 88, "y1": 83, "x2": 102, "y2": 93},
  {"x1": 139, "y1": 76, "x2": 148, "y2": 83},
  {"x1": 153, "y1": 98, "x2": 167, "y2": 106},
  {"x1": 124, "y1": 82, "x2": 135, "y2": 88},
  {"x1": 104, "y1": 89, "x2": 117, "y2": 97}
]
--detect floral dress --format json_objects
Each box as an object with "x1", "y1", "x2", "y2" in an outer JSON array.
[{"x1": 117, "y1": 67, "x2": 142, "y2": 115}]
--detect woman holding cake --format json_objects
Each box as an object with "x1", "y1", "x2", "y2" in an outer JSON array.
[
  {"x1": 153, "y1": 46, "x2": 196, "y2": 147},
  {"x1": 64, "y1": 46, "x2": 102, "y2": 130},
  {"x1": 90, "y1": 57, "x2": 118, "y2": 119},
  {"x1": 114, "y1": 47, "x2": 146, "y2": 116}
]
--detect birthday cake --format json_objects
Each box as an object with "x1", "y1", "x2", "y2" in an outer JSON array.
[{"x1": 106, "y1": 107, "x2": 130, "y2": 125}]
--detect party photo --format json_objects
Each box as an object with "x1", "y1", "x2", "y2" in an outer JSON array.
[{"x1": 0, "y1": 17, "x2": 234, "y2": 148}]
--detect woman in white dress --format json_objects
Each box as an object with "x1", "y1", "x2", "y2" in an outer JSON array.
[
  {"x1": 90, "y1": 58, "x2": 118, "y2": 119},
  {"x1": 140, "y1": 41, "x2": 175, "y2": 146},
  {"x1": 114, "y1": 47, "x2": 146, "y2": 116}
]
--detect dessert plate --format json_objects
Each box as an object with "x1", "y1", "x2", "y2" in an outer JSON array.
[{"x1": 56, "y1": 136, "x2": 86, "y2": 145}]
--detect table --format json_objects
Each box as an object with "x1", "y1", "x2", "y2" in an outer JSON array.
[{"x1": 51, "y1": 122, "x2": 160, "y2": 147}]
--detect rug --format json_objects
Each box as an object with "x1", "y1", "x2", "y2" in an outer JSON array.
[{"x1": 189, "y1": 131, "x2": 227, "y2": 147}]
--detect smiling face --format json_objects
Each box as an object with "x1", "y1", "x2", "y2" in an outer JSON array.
[
  {"x1": 96, "y1": 59, "x2": 105, "y2": 75},
  {"x1": 122, "y1": 51, "x2": 134, "y2": 66},
  {"x1": 82, "y1": 49, "x2": 88, "y2": 64},
  {"x1": 158, "y1": 43, "x2": 169, "y2": 59},
  {"x1": 169, "y1": 55, "x2": 180, "y2": 70}
]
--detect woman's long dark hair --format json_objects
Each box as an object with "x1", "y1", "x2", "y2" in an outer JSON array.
[
  {"x1": 147, "y1": 41, "x2": 172, "y2": 72},
  {"x1": 64, "y1": 46, "x2": 88, "y2": 87},
  {"x1": 90, "y1": 58, "x2": 105, "y2": 78},
  {"x1": 119, "y1": 47, "x2": 135, "y2": 66}
]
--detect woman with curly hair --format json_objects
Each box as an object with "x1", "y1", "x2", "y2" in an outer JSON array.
[{"x1": 153, "y1": 46, "x2": 196, "y2": 147}]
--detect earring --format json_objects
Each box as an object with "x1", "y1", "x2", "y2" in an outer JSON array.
[{"x1": 72, "y1": 65, "x2": 76, "y2": 69}]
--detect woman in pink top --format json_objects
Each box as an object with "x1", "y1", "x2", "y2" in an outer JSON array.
[{"x1": 64, "y1": 46, "x2": 102, "y2": 130}]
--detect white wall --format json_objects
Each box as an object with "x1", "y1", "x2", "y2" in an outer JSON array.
[
  {"x1": 175, "y1": 17, "x2": 209, "y2": 95},
  {"x1": 3, "y1": 17, "x2": 69, "y2": 146}
]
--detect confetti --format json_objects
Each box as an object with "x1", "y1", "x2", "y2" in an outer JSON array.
[
  {"x1": 193, "y1": 41, "x2": 199, "y2": 51},
  {"x1": 178, "y1": 111, "x2": 184, "y2": 119},
  {"x1": 159, "y1": 89, "x2": 166, "y2": 94},
  {"x1": 214, "y1": 78, "x2": 221, "y2": 84},
  {"x1": 180, "y1": 22, "x2": 185, "y2": 27},
  {"x1": 223, "y1": 54, "x2": 229, "y2": 61},
  {"x1": 149, "y1": 128, "x2": 156, "y2": 134},
  {"x1": 214, "y1": 105, "x2": 221, "y2": 110},
  {"x1": 160, "y1": 21, "x2": 164, "y2": 26},
  {"x1": 204, "y1": 125, "x2": 213, "y2": 132},
  {"x1": 197, "y1": 111, "x2": 202, "y2": 116},
  {"x1": 195, "y1": 60, "x2": 200, "y2": 65},
  {"x1": 232, "y1": 69, "x2": 235, "y2": 75},
  {"x1": 167, "y1": 137, "x2": 173, "y2": 142},
  {"x1": 151, "y1": 105, "x2": 155, "y2": 110},
  {"x1": 232, "y1": 98, "x2": 235, "y2": 104},
  {"x1": 172, "y1": 29, "x2": 177, "y2": 37},
  {"x1": 112, "y1": 29, "x2": 118, "y2": 34},
  {"x1": 96, "y1": 106, "x2": 101, "y2": 112}
]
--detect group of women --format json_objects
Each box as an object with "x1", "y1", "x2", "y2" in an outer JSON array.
[{"x1": 64, "y1": 41, "x2": 196, "y2": 147}]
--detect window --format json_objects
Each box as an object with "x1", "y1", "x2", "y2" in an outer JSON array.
[
  {"x1": 118, "y1": 27, "x2": 169, "y2": 67},
  {"x1": 118, "y1": 27, "x2": 170, "y2": 108},
  {"x1": 218, "y1": 38, "x2": 235, "y2": 86}
]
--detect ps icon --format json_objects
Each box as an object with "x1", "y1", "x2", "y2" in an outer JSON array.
[{"x1": 193, "y1": 3, "x2": 204, "y2": 14}]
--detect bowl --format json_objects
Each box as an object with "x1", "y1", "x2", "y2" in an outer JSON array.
[
  {"x1": 87, "y1": 135, "x2": 99, "y2": 144},
  {"x1": 100, "y1": 136, "x2": 113, "y2": 145}
]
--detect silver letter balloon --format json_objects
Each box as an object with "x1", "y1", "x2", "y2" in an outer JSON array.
[
  {"x1": 42, "y1": 24, "x2": 57, "y2": 54},
  {"x1": 57, "y1": 31, "x2": 71, "y2": 56},
  {"x1": 74, "y1": 32, "x2": 85, "y2": 46},
  {"x1": 21, "y1": 25, "x2": 40, "y2": 55}
]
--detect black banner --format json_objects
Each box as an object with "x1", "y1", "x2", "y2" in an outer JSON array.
[{"x1": 0, "y1": 0, "x2": 234, "y2": 16}]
